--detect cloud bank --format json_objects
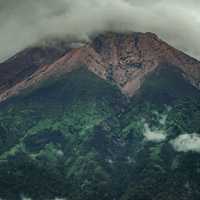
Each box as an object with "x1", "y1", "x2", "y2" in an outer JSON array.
[
  {"x1": 171, "y1": 133, "x2": 200, "y2": 153},
  {"x1": 0, "y1": 0, "x2": 200, "y2": 61}
]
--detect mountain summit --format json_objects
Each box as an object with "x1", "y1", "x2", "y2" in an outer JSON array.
[{"x1": 0, "y1": 32, "x2": 200, "y2": 102}]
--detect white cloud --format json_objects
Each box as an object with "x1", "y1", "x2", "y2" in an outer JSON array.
[
  {"x1": 171, "y1": 133, "x2": 200, "y2": 153},
  {"x1": 20, "y1": 196, "x2": 66, "y2": 200},
  {"x1": 21, "y1": 195, "x2": 31, "y2": 200},
  {"x1": 54, "y1": 198, "x2": 66, "y2": 200},
  {"x1": 20, "y1": 193, "x2": 66, "y2": 200},
  {"x1": 143, "y1": 123, "x2": 167, "y2": 143}
]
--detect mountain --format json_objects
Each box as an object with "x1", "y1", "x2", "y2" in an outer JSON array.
[
  {"x1": 1, "y1": 32, "x2": 200, "y2": 102},
  {"x1": 0, "y1": 32, "x2": 200, "y2": 200}
]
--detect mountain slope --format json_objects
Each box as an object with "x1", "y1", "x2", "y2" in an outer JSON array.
[
  {"x1": 0, "y1": 32, "x2": 200, "y2": 103},
  {"x1": 0, "y1": 32, "x2": 200, "y2": 200},
  {"x1": 0, "y1": 40, "x2": 71, "y2": 95},
  {"x1": 0, "y1": 66, "x2": 200, "y2": 200}
]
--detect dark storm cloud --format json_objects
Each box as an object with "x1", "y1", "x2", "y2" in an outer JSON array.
[{"x1": 0, "y1": 0, "x2": 200, "y2": 61}]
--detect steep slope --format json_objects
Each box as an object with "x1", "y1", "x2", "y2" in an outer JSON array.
[
  {"x1": 0, "y1": 32, "x2": 200, "y2": 200},
  {"x1": 91, "y1": 32, "x2": 200, "y2": 95},
  {"x1": 0, "y1": 69, "x2": 126, "y2": 200},
  {"x1": 0, "y1": 40, "x2": 71, "y2": 95},
  {"x1": 0, "y1": 32, "x2": 200, "y2": 102},
  {"x1": 0, "y1": 66, "x2": 200, "y2": 200}
]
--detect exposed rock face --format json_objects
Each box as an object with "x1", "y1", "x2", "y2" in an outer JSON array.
[
  {"x1": 91, "y1": 32, "x2": 200, "y2": 95},
  {"x1": 0, "y1": 32, "x2": 200, "y2": 102}
]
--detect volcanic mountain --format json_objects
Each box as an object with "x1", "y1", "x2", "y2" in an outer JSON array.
[
  {"x1": 0, "y1": 32, "x2": 200, "y2": 102},
  {"x1": 0, "y1": 32, "x2": 200, "y2": 200}
]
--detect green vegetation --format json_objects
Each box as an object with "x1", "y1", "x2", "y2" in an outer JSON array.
[{"x1": 0, "y1": 67, "x2": 200, "y2": 200}]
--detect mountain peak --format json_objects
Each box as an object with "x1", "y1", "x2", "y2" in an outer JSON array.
[
  {"x1": 90, "y1": 31, "x2": 200, "y2": 95},
  {"x1": 0, "y1": 31, "x2": 200, "y2": 102}
]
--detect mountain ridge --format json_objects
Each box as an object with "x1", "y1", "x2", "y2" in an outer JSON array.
[{"x1": 0, "y1": 31, "x2": 200, "y2": 103}]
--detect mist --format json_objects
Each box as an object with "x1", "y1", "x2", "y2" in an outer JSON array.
[
  {"x1": 0, "y1": 0, "x2": 200, "y2": 62},
  {"x1": 143, "y1": 123, "x2": 167, "y2": 143},
  {"x1": 171, "y1": 133, "x2": 200, "y2": 153}
]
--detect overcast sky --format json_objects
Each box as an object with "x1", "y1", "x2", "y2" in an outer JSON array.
[{"x1": 0, "y1": 0, "x2": 200, "y2": 62}]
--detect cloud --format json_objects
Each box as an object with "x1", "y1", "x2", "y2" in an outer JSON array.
[
  {"x1": 143, "y1": 123, "x2": 167, "y2": 143},
  {"x1": 20, "y1": 196, "x2": 66, "y2": 200},
  {"x1": 171, "y1": 133, "x2": 200, "y2": 153},
  {"x1": 0, "y1": 0, "x2": 200, "y2": 61},
  {"x1": 21, "y1": 195, "x2": 31, "y2": 200}
]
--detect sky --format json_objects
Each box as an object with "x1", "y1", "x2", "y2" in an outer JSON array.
[{"x1": 0, "y1": 0, "x2": 200, "y2": 62}]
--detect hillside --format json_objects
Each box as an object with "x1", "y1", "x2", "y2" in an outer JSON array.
[{"x1": 0, "y1": 32, "x2": 200, "y2": 200}]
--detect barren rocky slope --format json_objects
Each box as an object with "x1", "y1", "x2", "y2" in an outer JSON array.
[{"x1": 0, "y1": 32, "x2": 200, "y2": 102}]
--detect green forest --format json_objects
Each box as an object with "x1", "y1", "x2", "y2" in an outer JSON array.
[{"x1": 0, "y1": 67, "x2": 200, "y2": 200}]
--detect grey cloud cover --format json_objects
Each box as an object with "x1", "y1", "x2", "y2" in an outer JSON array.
[{"x1": 0, "y1": 0, "x2": 200, "y2": 61}]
